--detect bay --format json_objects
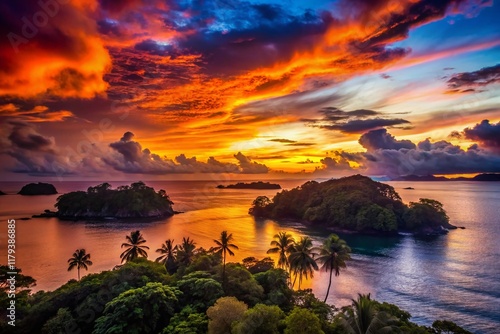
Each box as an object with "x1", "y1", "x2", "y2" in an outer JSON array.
[{"x1": 0, "y1": 180, "x2": 498, "y2": 333}]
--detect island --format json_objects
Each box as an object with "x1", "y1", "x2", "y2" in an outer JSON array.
[
  {"x1": 217, "y1": 181, "x2": 281, "y2": 189},
  {"x1": 403, "y1": 187, "x2": 415, "y2": 190},
  {"x1": 18, "y1": 182, "x2": 58, "y2": 195},
  {"x1": 249, "y1": 174, "x2": 454, "y2": 236},
  {"x1": 0, "y1": 190, "x2": 5, "y2": 195},
  {"x1": 49, "y1": 182, "x2": 175, "y2": 220}
]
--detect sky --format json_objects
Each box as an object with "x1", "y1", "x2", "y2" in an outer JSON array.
[{"x1": 0, "y1": 0, "x2": 499, "y2": 180}]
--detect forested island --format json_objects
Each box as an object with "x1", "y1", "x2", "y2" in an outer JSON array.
[
  {"x1": 52, "y1": 182, "x2": 175, "y2": 220},
  {"x1": 0, "y1": 230, "x2": 472, "y2": 334},
  {"x1": 18, "y1": 182, "x2": 58, "y2": 195},
  {"x1": 217, "y1": 181, "x2": 282, "y2": 189},
  {"x1": 250, "y1": 175, "x2": 454, "y2": 235}
]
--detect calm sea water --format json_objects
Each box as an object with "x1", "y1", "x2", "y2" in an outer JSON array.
[{"x1": 0, "y1": 180, "x2": 499, "y2": 333}]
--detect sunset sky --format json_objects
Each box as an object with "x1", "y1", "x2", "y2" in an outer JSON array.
[{"x1": 0, "y1": 0, "x2": 499, "y2": 180}]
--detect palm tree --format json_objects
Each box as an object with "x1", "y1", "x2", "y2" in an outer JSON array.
[
  {"x1": 315, "y1": 234, "x2": 351, "y2": 302},
  {"x1": 156, "y1": 239, "x2": 178, "y2": 274},
  {"x1": 341, "y1": 293, "x2": 400, "y2": 334},
  {"x1": 288, "y1": 237, "x2": 318, "y2": 289},
  {"x1": 67, "y1": 249, "x2": 93, "y2": 280},
  {"x1": 177, "y1": 237, "x2": 196, "y2": 265},
  {"x1": 120, "y1": 230, "x2": 149, "y2": 263},
  {"x1": 212, "y1": 231, "x2": 239, "y2": 287},
  {"x1": 267, "y1": 232, "x2": 295, "y2": 270}
]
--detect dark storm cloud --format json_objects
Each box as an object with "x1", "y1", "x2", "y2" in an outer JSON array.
[
  {"x1": 318, "y1": 155, "x2": 352, "y2": 171},
  {"x1": 234, "y1": 152, "x2": 269, "y2": 174},
  {"x1": 361, "y1": 142, "x2": 500, "y2": 177},
  {"x1": 358, "y1": 128, "x2": 416, "y2": 151},
  {"x1": 106, "y1": 132, "x2": 269, "y2": 174},
  {"x1": 328, "y1": 124, "x2": 500, "y2": 177},
  {"x1": 303, "y1": 107, "x2": 410, "y2": 134},
  {"x1": 0, "y1": 121, "x2": 68, "y2": 175},
  {"x1": 109, "y1": 131, "x2": 143, "y2": 162},
  {"x1": 352, "y1": 0, "x2": 472, "y2": 48},
  {"x1": 320, "y1": 118, "x2": 410, "y2": 133},
  {"x1": 447, "y1": 64, "x2": 500, "y2": 92},
  {"x1": 134, "y1": 39, "x2": 174, "y2": 56},
  {"x1": 160, "y1": 3, "x2": 337, "y2": 76},
  {"x1": 269, "y1": 138, "x2": 297, "y2": 143},
  {"x1": 6, "y1": 121, "x2": 54, "y2": 152},
  {"x1": 463, "y1": 120, "x2": 500, "y2": 151}
]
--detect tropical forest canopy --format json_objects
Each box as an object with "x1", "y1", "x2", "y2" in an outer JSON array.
[
  {"x1": 250, "y1": 175, "x2": 452, "y2": 234},
  {"x1": 0, "y1": 230, "x2": 472, "y2": 334},
  {"x1": 55, "y1": 182, "x2": 174, "y2": 219}
]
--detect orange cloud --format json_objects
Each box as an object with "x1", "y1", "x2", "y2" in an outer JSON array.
[
  {"x1": 0, "y1": 104, "x2": 76, "y2": 122},
  {"x1": 0, "y1": 0, "x2": 111, "y2": 98}
]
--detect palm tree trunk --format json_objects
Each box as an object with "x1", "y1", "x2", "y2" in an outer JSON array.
[
  {"x1": 78, "y1": 267, "x2": 80, "y2": 281},
  {"x1": 222, "y1": 250, "x2": 226, "y2": 289},
  {"x1": 292, "y1": 272, "x2": 297, "y2": 289},
  {"x1": 324, "y1": 270, "x2": 333, "y2": 303}
]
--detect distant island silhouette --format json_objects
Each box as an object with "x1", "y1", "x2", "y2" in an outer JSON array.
[
  {"x1": 35, "y1": 182, "x2": 175, "y2": 220},
  {"x1": 392, "y1": 173, "x2": 500, "y2": 181},
  {"x1": 18, "y1": 182, "x2": 58, "y2": 195},
  {"x1": 250, "y1": 175, "x2": 455, "y2": 236},
  {"x1": 217, "y1": 181, "x2": 281, "y2": 189}
]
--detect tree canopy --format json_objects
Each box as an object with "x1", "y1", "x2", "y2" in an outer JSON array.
[
  {"x1": 55, "y1": 181, "x2": 174, "y2": 219},
  {"x1": 1, "y1": 233, "x2": 473, "y2": 334},
  {"x1": 250, "y1": 175, "x2": 452, "y2": 234}
]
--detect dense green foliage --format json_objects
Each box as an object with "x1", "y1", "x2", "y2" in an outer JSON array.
[
  {"x1": 250, "y1": 175, "x2": 452, "y2": 234},
  {"x1": 93, "y1": 282, "x2": 179, "y2": 334},
  {"x1": 1, "y1": 232, "x2": 472, "y2": 334},
  {"x1": 55, "y1": 181, "x2": 174, "y2": 218},
  {"x1": 284, "y1": 307, "x2": 324, "y2": 334}
]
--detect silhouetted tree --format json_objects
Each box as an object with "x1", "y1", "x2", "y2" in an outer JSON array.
[
  {"x1": 67, "y1": 249, "x2": 93, "y2": 280},
  {"x1": 120, "y1": 230, "x2": 149, "y2": 263},
  {"x1": 288, "y1": 237, "x2": 318, "y2": 289},
  {"x1": 212, "y1": 231, "x2": 239, "y2": 288},
  {"x1": 177, "y1": 237, "x2": 196, "y2": 266},
  {"x1": 267, "y1": 232, "x2": 295, "y2": 271},
  {"x1": 314, "y1": 234, "x2": 351, "y2": 302},
  {"x1": 155, "y1": 239, "x2": 178, "y2": 274}
]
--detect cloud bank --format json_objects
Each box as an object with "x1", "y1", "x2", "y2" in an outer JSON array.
[{"x1": 314, "y1": 120, "x2": 500, "y2": 178}]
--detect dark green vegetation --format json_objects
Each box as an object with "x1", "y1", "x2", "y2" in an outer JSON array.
[
  {"x1": 54, "y1": 181, "x2": 175, "y2": 219},
  {"x1": 217, "y1": 181, "x2": 282, "y2": 189},
  {"x1": 18, "y1": 182, "x2": 57, "y2": 195},
  {"x1": 250, "y1": 175, "x2": 454, "y2": 235},
  {"x1": 0, "y1": 231, "x2": 472, "y2": 334}
]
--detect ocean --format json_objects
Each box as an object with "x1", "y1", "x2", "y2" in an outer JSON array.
[{"x1": 0, "y1": 179, "x2": 499, "y2": 333}]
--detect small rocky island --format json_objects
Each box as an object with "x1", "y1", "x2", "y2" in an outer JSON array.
[
  {"x1": 217, "y1": 181, "x2": 281, "y2": 189},
  {"x1": 0, "y1": 190, "x2": 6, "y2": 195},
  {"x1": 18, "y1": 182, "x2": 58, "y2": 195},
  {"x1": 45, "y1": 182, "x2": 175, "y2": 220},
  {"x1": 249, "y1": 175, "x2": 455, "y2": 236}
]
